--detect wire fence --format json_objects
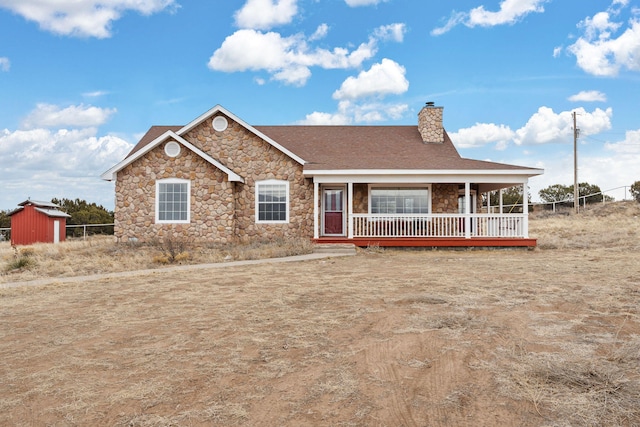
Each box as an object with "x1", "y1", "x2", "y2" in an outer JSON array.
[
  {"x1": 66, "y1": 223, "x2": 114, "y2": 239},
  {"x1": 0, "y1": 223, "x2": 115, "y2": 242},
  {"x1": 487, "y1": 185, "x2": 635, "y2": 213},
  {"x1": 0, "y1": 186, "x2": 637, "y2": 241}
]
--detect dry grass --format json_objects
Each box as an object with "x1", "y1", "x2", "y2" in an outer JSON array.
[
  {"x1": 530, "y1": 201, "x2": 640, "y2": 250},
  {"x1": 0, "y1": 236, "x2": 314, "y2": 284},
  {"x1": 1, "y1": 201, "x2": 639, "y2": 426}
]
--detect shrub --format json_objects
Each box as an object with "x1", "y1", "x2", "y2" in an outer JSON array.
[
  {"x1": 152, "y1": 236, "x2": 190, "y2": 264},
  {"x1": 631, "y1": 181, "x2": 640, "y2": 203},
  {"x1": 7, "y1": 257, "x2": 35, "y2": 271},
  {"x1": 5, "y1": 246, "x2": 36, "y2": 272}
]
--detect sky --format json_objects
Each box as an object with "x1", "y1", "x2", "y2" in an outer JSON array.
[{"x1": 1, "y1": 0, "x2": 639, "y2": 211}]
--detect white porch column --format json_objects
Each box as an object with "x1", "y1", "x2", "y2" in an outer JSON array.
[
  {"x1": 499, "y1": 189, "x2": 504, "y2": 214},
  {"x1": 464, "y1": 182, "x2": 471, "y2": 239},
  {"x1": 347, "y1": 182, "x2": 354, "y2": 238},
  {"x1": 523, "y1": 180, "x2": 529, "y2": 238},
  {"x1": 313, "y1": 181, "x2": 319, "y2": 239}
]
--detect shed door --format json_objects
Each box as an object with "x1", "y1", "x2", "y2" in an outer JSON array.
[
  {"x1": 323, "y1": 188, "x2": 344, "y2": 236},
  {"x1": 53, "y1": 220, "x2": 60, "y2": 244}
]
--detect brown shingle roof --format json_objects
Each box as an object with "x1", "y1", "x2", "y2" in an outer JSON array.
[
  {"x1": 126, "y1": 125, "x2": 181, "y2": 158},
  {"x1": 126, "y1": 123, "x2": 532, "y2": 172},
  {"x1": 256, "y1": 125, "x2": 529, "y2": 171}
]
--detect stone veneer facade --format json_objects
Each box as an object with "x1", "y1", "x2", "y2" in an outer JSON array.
[
  {"x1": 114, "y1": 113, "x2": 313, "y2": 244},
  {"x1": 114, "y1": 112, "x2": 482, "y2": 244},
  {"x1": 418, "y1": 105, "x2": 444, "y2": 144}
]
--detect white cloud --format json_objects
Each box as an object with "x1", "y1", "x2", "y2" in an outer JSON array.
[
  {"x1": 432, "y1": 0, "x2": 547, "y2": 35},
  {"x1": 552, "y1": 46, "x2": 562, "y2": 57},
  {"x1": 332, "y1": 58, "x2": 409, "y2": 100},
  {"x1": 0, "y1": 122, "x2": 132, "y2": 209},
  {"x1": 431, "y1": 12, "x2": 466, "y2": 36},
  {"x1": 0, "y1": 0, "x2": 178, "y2": 38},
  {"x1": 449, "y1": 123, "x2": 515, "y2": 150},
  {"x1": 468, "y1": 0, "x2": 547, "y2": 26},
  {"x1": 273, "y1": 65, "x2": 312, "y2": 87},
  {"x1": 299, "y1": 111, "x2": 351, "y2": 125},
  {"x1": 298, "y1": 100, "x2": 408, "y2": 125},
  {"x1": 605, "y1": 128, "x2": 640, "y2": 154},
  {"x1": 234, "y1": 0, "x2": 297, "y2": 30},
  {"x1": 82, "y1": 90, "x2": 109, "y2": 98},
  {"x1": 567, "y1": 3, "x2": 640, "y2": 76},
  {"x1": 208, "y1": 23, "x2": 402, "y2": 86},
  {"x1": 345, "y1": 0, "x2": 388, "y2": 6},
  {"x1": 514, "y1": 106, "x2": 612, "y2": 145},
  {"x1": 309, "y1": 23, "x2": 329, "y2": 41},
  {"x1": 575, "y1": 154, "x2": 639, "y2": 198},
  {"x1": 525, "y1": 131, "x2": 634, "y2": 201},
  {"x1": 21, "y1": 104, "x2": 117, "y2": 129},
  {"x1": 351, "y1": 101, "x2": 408, "y2": 122},
  {"x1": 526, "y1": 151, "x2": 636, "y2": 203},
  {"x1": 568, "y1": 90, "x2": 607, "y2": 102},
  {"x1": 373, "y1": 23, "x2": 406, "y2": 42},
  {"x1": 210, "y1": 30, "x2": 295, "y2": 72},
  {"x1": 0, "y1": 56, "x2": 9, "y2": 71},
  {"x1": 450, "y1": 106, "x2": 613, "y2": 150}
]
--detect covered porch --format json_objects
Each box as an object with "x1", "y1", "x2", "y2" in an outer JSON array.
[{"x1": 309, "y1": 171, "x2": 540, "y2": 248}]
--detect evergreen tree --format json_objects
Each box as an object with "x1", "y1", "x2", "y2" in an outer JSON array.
[
  {"x1": 631, "y1": 181, "x2": 640, "y2": 203},
  {"x1": 51, "y1": 198, "x2": 114, "y2": 237}
]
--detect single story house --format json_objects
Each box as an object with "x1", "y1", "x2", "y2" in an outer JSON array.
[
  {"x1": 9, "y1": 199, "x2": 71, "y2": 245},
  {"x1": 101, "y1": 103, "x2": 543, "y2": 247}
]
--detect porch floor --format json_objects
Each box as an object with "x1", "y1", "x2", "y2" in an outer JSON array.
[{"x1": 314, "y1": 237, "x2": 537, "y2": 248}]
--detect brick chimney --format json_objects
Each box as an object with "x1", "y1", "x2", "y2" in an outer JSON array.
[{"x1": 418, "y1": 102, "x2": 444, "y2": 143}]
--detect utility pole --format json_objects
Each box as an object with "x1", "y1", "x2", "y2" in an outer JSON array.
[{"x1": 573, "y1": 111, "x2": 580, "y2": 214}]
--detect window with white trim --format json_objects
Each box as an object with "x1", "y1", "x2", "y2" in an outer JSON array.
[
  {"x1": 370, "y1": 187, "x2": 430, "y2": 214},
  {"x1": 256, "y1": 180, "x2": 289, "y2": 223},
  {"x1": 156, "y1": 178, "x2": 190, "y2": 223}
]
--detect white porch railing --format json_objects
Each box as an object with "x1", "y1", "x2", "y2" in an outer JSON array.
[{"x1": 351, "y1": 213, "x2": 525, "y2": 238}]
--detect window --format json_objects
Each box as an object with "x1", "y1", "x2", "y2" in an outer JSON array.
[
  {"x1": 458, "y1": 190, "x2": 477, "y2": 214},
  {"x1": 256, "y1": 180, "x2": 289, "y2": 223},
  {"x1": 370, "y1": 187, "x2": 429, "y2": 214},
  {"x1": 156, "y1": 179, "x2": 190, "y2": 223}
]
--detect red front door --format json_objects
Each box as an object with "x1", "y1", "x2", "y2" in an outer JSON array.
[{"x1": 323, "y1": 188, "x2": 344, "y2": 235}]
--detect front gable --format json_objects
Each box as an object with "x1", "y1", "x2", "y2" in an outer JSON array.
[
  {"x1": 101, "y1": 130, "x2": 243, "y2": 183},
  {"x1": 176, "y1": 105, "x2": 306, "y2": 166},
  {"x1": 105, "y1": 105, "x2": 314, "y2": 244}
]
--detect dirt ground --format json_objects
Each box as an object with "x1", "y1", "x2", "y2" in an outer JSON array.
[{"x1": 1, "y1": 203, "x2": 640, "y2": 426}]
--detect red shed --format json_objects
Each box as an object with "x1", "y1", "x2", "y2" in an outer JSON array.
[{"x1": 9, "y1": 200, "x2": 71, "y2": 245}]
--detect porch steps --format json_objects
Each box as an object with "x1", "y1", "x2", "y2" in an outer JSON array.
[{"x1": 313, "y1": 243, "x2": 358, "y2": 255}]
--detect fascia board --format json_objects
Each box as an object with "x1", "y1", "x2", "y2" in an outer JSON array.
[
  {"x1": 100, "y1": 131, "x2": 174, "y2": 181},
  {"x1": 177, "y1": 104, "x2": 307, "y2": 166},
  {"x1": 304, "y1": 168, "x2": 544, "y2": 179},
  {"x1": 177, "y1": 104, "x2": 226, "y2": 135}
]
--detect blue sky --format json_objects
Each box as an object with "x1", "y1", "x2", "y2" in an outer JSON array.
[{"x1": 1, "y1": 0, "x2": 639, "y2": 210}]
